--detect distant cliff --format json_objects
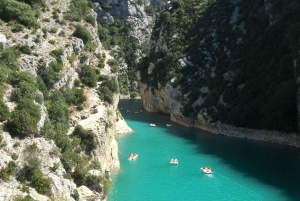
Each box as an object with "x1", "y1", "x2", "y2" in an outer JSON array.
[{"x1": 138, "y1": 0, "x2": 300, "y2": 145}]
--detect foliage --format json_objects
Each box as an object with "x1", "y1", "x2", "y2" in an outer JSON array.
[
  {"x1": 107, "y1": 59, "x2": 119, "y2": 73},
  {"x1": 78, "y1": 65, "x2": 97, "y2": 87},
  {"x1": 97, "y1": 19, "x2": 140, "y2": 95},
  {"x1": 98, "y1": 76, "x2": 118, "y2": 104},
  {"x1": 64, "y1": 0, "x2": 92, "y2": 22},
  {"x1": 7, "y1": 109, "x2": 38, "y2": 138},
  {"x1": 0, "y1": 91, "x2": 10, "y2": 121},
  {"x1": 37, "y1": 61, "x2": 62, "y2": 90},
  {"x1": 72, "y1": 125, "x2": 97, "y2": 154},
  {"x1": 18, "y1": 45, "x2": 32, "y2": 55},
  {"x1": 17, "y1": 166, "x2": 51, "y2": 195},
  {"x1": 0, "y1": 47, "x2": 19, "y2": 71},
  {"x1": 140, "y1": 0, "x2": 300, "y2": 133},
  {"x1": 47, "y1": 99, "x2": 69, "y2": 126},
  {"x1": 13, "y1": 195, "x2": 36, "y2": 201},
  {"x1": 0, "y1": 0, "x2": 37, "y2": 26},
  {"x1": 61, "y1": 87, "x2": 86, "y2": 106},
  {"x1": 73, "y1": 25, "x2": 92, "y2": 44},
  {"x1": 0, "y1": 161, "x2": 15, "y2": 181},
  {"x1": 85, "y1": 15, "x2": 95, "y2": 27},
  {"x1": 85, "y1": 174, "x2": 102, "y2": 192},
  {"x1": 50, "y1": 48, "x2": 64, "y2": 64}
]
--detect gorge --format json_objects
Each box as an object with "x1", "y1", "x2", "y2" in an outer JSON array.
[{"x1": 0, "y1": 0, "x2": 300, "y2": 200}]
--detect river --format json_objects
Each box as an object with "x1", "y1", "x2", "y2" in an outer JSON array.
[{"x1": 107, "y1": 99, "x2": 300, "y2": 201}]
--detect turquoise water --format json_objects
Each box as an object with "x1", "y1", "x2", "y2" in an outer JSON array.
[{"x1": 108, "y1": 99, "x2": 300, "y2": 201}]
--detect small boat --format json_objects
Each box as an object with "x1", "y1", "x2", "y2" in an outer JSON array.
[
  {"x1": 170, "y1": 158, "x2": 178, "y2": 165},
  {"x1": 150, "y1": 123, "x2": 156, "y2": 127},
  {"x1": 201, "y1": 166, "x2": 212, "y2": 174},
  {"x1": 128, "y1": 153, "x2": 138, "y2": 160},
  {"x1": 166, "y1": 124, "x2": 172, "y2": 127},
  {"x1": 135, "y1": 111, "x2": 139, "y2": 114}
]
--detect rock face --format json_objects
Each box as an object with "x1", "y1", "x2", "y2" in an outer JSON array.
[
  {"x1": 0, "y1": 0, "x2": 133, "y2": 200},
  {"x1": 139, "y1": 81, "x2": 300, "y2": 147},
  {"x1": 0, "y1": 130, "x2": 77, "y2": 201},
  {"x1": 93, "y1": 0, "x2": 158, "y2": 49},
  {"x1": 139, "y1": 0, "x2": 300, "y2": 147},
  {"x1": 0, "y1": 33, "x2": 6, "y2": 46}
]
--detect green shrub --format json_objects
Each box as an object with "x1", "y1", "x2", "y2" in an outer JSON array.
[
  {"x1": 62, "y1": 87, "x2": 86, "y2": 106},
  {"x1": 7, "y1": 109, "x2": 38, "y2": 138},
  {"x1": 37, "y1": 61, "x2": 62, "y2": 89},
  {"x1": 13, "y1": 195, "x2": 35, "y2": 201},
  {"x1": 71, "y1": 189, "x2": 80, "y2": 201},
  {"x1": 13, "y1": 141, "x2": 20, "y2": 147},
  {"x1": 64, "y1": 0, "x2": 91, "y2": 21},
  {"x1": 8, "y1": 72, "x2": 35, "y2": 88},
  {"x1": 52, "y1": 162, "x2": 60, "y2": 171},
  {"x1": 73, "y1": 25, "x2": 92, "y2": 44},
  {"x1": 18, "y1": 45, "x2": 32, "y2": 55},
  {"x1": 49, "y1": 27, "x2": 57, "y2": 33},
  {"x1": 0, "y1": 47, "x2": 19, "y2": 70},
  {"x1": 85, "y1": 15, "x2": 95, "y2": 26},
  {"x1": 16, "y1": 98, "x2": 41, "y2": 120},
  {"x1": 0, "y1": 161, "x2": 15, "y2": 181},
  {"x1": 47, "y1": 100, "x2": 69, "y2": 126},
  {"x1": 22, "y1": 0, "x2": 45, "y2": 6},
  {"x1": 85, "y1": 174, "x2": 102, "y2": 192},
  {"x1": 101, "y1": 78, "x2": 119, "y2": 93},
  {"x1": 0, "y1": 100, "x2": 10, "y2": 121},
  {"x1": 0, "y1": 0, "x2": 36, "y2": 26},
  {"x1": 30, "y1": 169, "x2": 51, "y2": 194},
  {"x1": 61, "y1": 149, "x2": 83, "y2": 172},
  {"x1": 72, "y1": 125, "x2": 97, "y2": 153},
  {"x1": 50, "y1": 49, "x2": 64, "y2": 64},
  {"x1": 18, "y1": 184, "x2": 30, "y2": 193},
  {"x1": 107, "y1": 59, "x2": 119, "y2": 73},
  {"x1": 73, "y1": 165, "x2": 88, "y2": 186},
  {"x1": 98, "y1": 86, "x2": 113, "y2": 104},
  {"x1": 78, "y1": 65, "x2": 97, "y2": 87},
  {"x1": 43, "y1": 18, "x2": 50, "y2": 22},
  {"x1": 12, "y1": 23, "x2": 25, "y2": 32},
  {"x1": 26, "y1": 143, "x2": 38, "y2": 153},
  {"x1": 11, "y1": 153, "x2": 18, "y2": 160},
  {"x1": 74, "y1": 79, "x2": 80, "y2": 87}
]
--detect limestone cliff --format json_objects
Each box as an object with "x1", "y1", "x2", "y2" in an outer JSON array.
[
  {"x1": 0, "y1": 0, "x2": 132, "y2": 200},
  {"x1": 138, "y1": 0, "x2": 300, "y2": 147}
]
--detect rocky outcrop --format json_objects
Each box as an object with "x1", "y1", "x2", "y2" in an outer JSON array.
[
  {"x1": 0, "y1": 129, "x2": 77, "y2": 201},
  {"x1": 0, "y1": 33, "x2": 6, "y2": 47},
  {"x1": 0, "y1": 0, "x2": 134, "y2": 200},
  {"x1": 139, "y1": 0, "x2": 300, "y2": 147}
]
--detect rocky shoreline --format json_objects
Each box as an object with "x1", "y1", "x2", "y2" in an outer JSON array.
[{"x1": 171, "y1": 112, "x2": 300, "y2": 148}]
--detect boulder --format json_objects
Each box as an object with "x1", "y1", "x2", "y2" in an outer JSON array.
[{"x1": 0, "y1": 33, "x2": 6, "y2": 46}]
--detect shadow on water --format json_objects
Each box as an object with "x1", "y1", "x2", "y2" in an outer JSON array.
[{"x1": 119, "y1": 99, "x2": 300, "y2": 200}]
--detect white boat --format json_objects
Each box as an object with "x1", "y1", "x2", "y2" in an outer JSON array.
[
  {"x1": 170, "y1": 158, "x2": 178, "y2": 165},
  {"x1": 166, "y1": 124, "x2": 172, "y2": 127},
  {"x1": 150, "y1": 123, "x2": 156, "y2": 127},
  {"x1": 128, "y1": 153, "x2": 138, "y2": 160},
  {"x1": 200, "y1": 167, "x2": 212, "y2": 174}
]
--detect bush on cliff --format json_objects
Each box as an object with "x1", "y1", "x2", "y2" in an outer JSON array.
[
  {"x1": 78, "y1": 65, "x2": 97, "y2": 87},
  {"x1": 72, "y1": 125, "x2": 97, "y2": 154},
  {"x1": 0, "y1": 0, "x2": 36, "y2": 26},
  {"x1": 73, "y1": 25, "x2": 92, "y2": 44}
]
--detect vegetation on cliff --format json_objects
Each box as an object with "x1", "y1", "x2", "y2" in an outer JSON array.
[
  {"x1": 139, "y1": 0, "x2": 300, "y2": 133},
  {"x1": 0, "y1": 0, "x2": 115, "y2": 199}
]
